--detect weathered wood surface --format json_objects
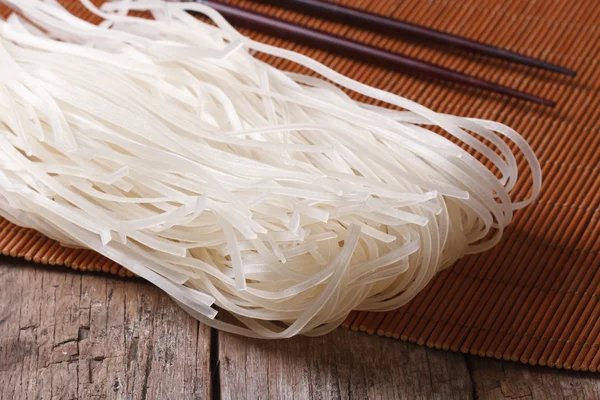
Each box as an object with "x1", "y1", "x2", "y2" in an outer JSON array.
[
  {"x1": 0, "y1": 260, "x2": 211, "y2": 399},
  {"x1": 3, "y1": 260, "x2": 600, "y2": 400},
  {"x1": 218, "y1": 326, "x2": 472, "y2": 400},
  {"x1": 468, "y1": 356, "x2": 600, "y2": 400}
]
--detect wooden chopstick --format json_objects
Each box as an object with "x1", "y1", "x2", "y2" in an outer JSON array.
[
  {"x1": 197, "y1": 1, "x2": 556, "y2": 106},
  {"x1": 255, "y1": 0, "x2": 576, "y2": 77}
]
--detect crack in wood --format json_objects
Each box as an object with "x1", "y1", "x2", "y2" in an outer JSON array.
[
  {"x1": 210, "y1": 328, "x2": 221, "y2": 400},
  {"x1": 140, "y1": 342, "x2": 153, "y2": 400}
]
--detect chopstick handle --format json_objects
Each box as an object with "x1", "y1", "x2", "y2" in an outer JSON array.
[
  {"x1": 255, "y1": 0, "x2": 576, "y2": 77},
  {"x1": 199, "y1": 1, "x2": 555, "y2": 106}
]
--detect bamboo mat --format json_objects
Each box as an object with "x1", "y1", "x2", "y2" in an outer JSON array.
[{"x1": 1, "y1": 0, "x2": 599, "y2": 371}]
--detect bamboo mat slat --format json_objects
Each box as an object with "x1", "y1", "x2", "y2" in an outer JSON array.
[{"x1": 1, "y1": 0, "x2": 599, "y2": 371}]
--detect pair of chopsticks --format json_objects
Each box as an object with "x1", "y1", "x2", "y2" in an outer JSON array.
[{"x1": 196, "y1": 0, "x2": 575, "y2": 106}]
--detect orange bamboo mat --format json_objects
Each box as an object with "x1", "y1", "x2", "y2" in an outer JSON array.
[{"x1": 1, "y1": 0, "x2": 599, "y2": 371}]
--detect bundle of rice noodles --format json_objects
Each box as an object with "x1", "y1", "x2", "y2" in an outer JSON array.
[{"x1": 0, "y1": 0, "x2": 541, "y2": 338}]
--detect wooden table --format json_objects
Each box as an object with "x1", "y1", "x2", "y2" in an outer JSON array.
[{"x1": 2, "y1": 260, "x2": 600, "y2": 399}]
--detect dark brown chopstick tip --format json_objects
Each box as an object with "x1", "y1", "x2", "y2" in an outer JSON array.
[
  {"x1": 544, "y1": 64, "x2": 577, "y2": 77},
  {"x1": 539, "y1": 98, "x2": 557, "y2": 107},
  {"x1": 510, "y1": 91, "x2": 556, "y2": 107}
]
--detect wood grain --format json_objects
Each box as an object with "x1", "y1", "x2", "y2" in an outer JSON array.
[
  {"x1": 0, "y1": 259, "x2": 211, "y2": 399},
  {"x1": 6, "y1": 259, "x2": 600, "y2": 399},
  {"x1": 218, "y1": 325, "x2": 473, "y2": 399},
  {"x1": 468, "y1": 356, "x2": 600, "y2": 400}
]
